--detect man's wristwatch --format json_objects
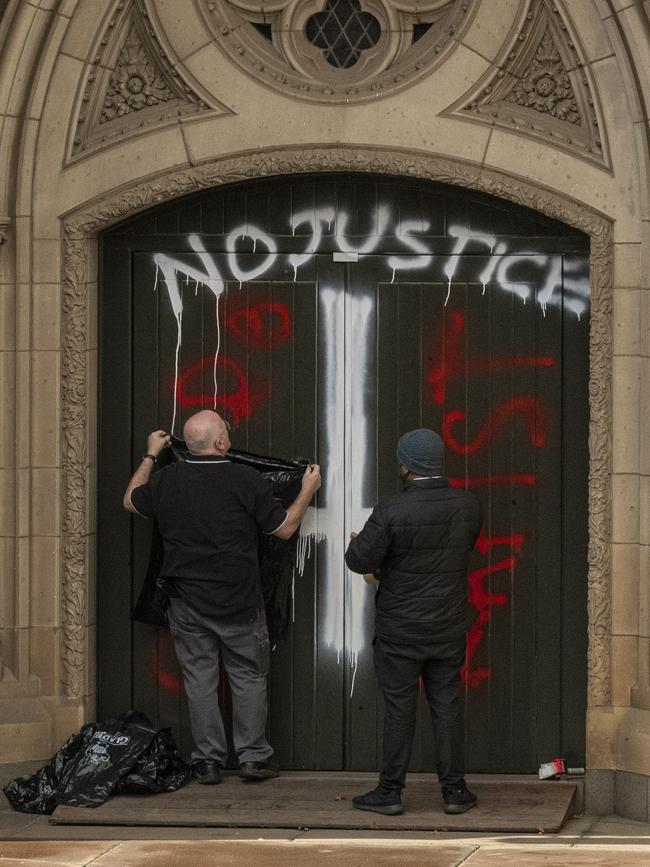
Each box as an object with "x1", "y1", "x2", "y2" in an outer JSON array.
[{"x1": 142, "y1": 453, "x2": 157, "y2": 463}]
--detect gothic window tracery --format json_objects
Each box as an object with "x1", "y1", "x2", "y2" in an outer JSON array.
[{"x1": 197, "y1": 0, "x2": 477, "y2": 103}]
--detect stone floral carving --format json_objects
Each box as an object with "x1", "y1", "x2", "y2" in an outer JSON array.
[
  {"x1": 62, "y1": 145, "x2": 612, "y2": 706},
  {"x1": 446, "y1": 0, "x2": 607, "y2": 167},
  {"x1": 61, "y1": 225, "x2": 90, "y2": 700},
  {"x1": 68, "y1": 0, "x2": 228, "y2": 163},
  {"x1": 196, "y1": 0, "x2": 478, "y2": 104},
  {"x1": 507, "y1": 29, "x2": 580, "y2": 124},
  {"x1": 101, "y1": 23, "x2": 173, "y2": 121},
  {"x1": 0, "y1": 216, "x2": 9, "y2": 246}
]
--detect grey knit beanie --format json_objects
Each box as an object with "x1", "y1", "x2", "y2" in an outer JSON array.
[{"x1": 397, "y1": 428, "x2": 444, "y2": 476}]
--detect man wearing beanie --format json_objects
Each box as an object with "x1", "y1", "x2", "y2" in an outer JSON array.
[{"x1": 345, "y1": 428, "x2": 482, "y2": 816}]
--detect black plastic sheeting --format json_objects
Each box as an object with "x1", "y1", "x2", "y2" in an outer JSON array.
[
  {"x1": 133, "y1": 440, "x2": 309, "y2": 643},
  {"x1": 3, "y1": 711, "x2": 189, "y2": 813}
]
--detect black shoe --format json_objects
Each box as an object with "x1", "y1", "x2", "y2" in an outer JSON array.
[
  {"x1": 192, "y1": 760, "x2": 222, "y2": 785},
  {"x1": 443, "y1": 785, "x2": 477, "y2": 814},
  {"x1": 352, "y1": 786, "x2": 404, "y2": 816},
  {"x1": 239, "y1": 760, "x2": 280, "y2": 781}
]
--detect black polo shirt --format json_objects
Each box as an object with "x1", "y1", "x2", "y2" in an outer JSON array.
[{"x1": 130, "y1": 456, "x2": 287, "y2": 620}]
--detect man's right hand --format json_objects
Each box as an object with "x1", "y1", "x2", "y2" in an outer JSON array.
[
  {"x1": 301, "y1": 464, "x2": 321, "y2": 495},
  {"x1": 147, "y1": 429, "x2": 172, "y2": 458}
]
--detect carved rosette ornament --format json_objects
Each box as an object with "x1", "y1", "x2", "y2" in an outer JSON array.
[
  {"x1": 195, "y1": 0, "x2": 479, "y2": 103},
  {"x1": 68, "y1": 0, "x2": 231, "y2": 163},
  {"x1": 62, "y1": 146, "x2": 612, "y2": 706},
  {"x1": 101, "y1": 23, "x2": 175, "y2": 122},
  {"x1": 446, "y1": 0, "x2": 608, "y2": 167}
]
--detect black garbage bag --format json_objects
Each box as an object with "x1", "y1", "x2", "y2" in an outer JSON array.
[
  {"x1": 133, "y1": 438, "x2": 309, "y2": 642},
  {"x1": 55, "y1": 711, "x2": 159, "y2": 808},
  {"x1": 2, "y1": 729, "x2": 83, "y2": 814},
  {"x1": 115, "y1": 726, "x2": 190, "y2": 794},
  {"x1": 3, "y1": 711, "x2": 189, "y2": 813}
]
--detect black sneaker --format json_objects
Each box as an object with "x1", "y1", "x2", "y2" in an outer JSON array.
[
  {"x1": 442, "y1": 785, "x2": 477, "y2": 814},
  {"x1": 239, "y1": 760, "x2": 280, "y2": 781},
  {"x1": 191, "y1": 760, "x2": 222, "y2": 785},
  {"x1": 352, "y1": 786, "x2": 404, "y2": 816}
]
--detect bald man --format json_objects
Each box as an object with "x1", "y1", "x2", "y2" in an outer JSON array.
[{"x1": 123, "y1": 411, "x2": 321, "y2": 785}]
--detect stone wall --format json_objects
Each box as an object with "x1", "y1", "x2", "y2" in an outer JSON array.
[{"x1": 0, "y1": 0, "x2": 648, "y2": 812}]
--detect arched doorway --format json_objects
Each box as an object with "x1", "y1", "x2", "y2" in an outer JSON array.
[{"x1": 97, "y1": 172, "x2": 590, "y2": 772}]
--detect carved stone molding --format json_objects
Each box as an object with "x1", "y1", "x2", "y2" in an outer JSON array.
[
  {"x1": 0, "y1": 216, "x2": 10, "y2": 246},
  {"x1": 445, "y1": 0, "x2": 609, "y2": 168},
  {"x1": 67, "y1": 0, "x2": 231, "y2": 164},
  {"x1": 62, "y1": 145, "x2": 612, "y2": 705},
  {"x1": 195, "y1": 0, "x2": 479, "y2": 104}
]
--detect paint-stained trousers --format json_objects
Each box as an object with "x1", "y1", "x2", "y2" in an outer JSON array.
[
  {"x1": 167, "y1": 596, "x2": 274, "y2": 766},
  {"x1": 374, "y1": 634, "x2": 467, "y2": 792}
]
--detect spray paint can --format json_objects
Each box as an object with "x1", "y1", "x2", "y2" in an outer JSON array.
[{"x1": 538, "y1": 758, "x2": 566, "y2": 779}]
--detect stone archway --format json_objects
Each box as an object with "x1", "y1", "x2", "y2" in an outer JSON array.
[{"x1": 61, "y1": 144, "x2": 613, "y2": 720}]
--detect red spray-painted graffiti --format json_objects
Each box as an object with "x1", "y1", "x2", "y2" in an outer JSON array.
[
  {"x1": 443, "y1": 397, "x2": 547, "y2": 456},
  {"x1": 461, "y1": 530, "x2": 525, "y2": 688},
  {"x1": 172, "y1": 301, "x2": 293, "y2": 425},
  {"x1": 174, "y1": 353, "x2": 266, "y2": 424},
  {"x1": 153, "y1": 632, "x2": 183, "y2": 696},
  {"x1": 226, "y1": 301, "x2": 292, "y2": 349},
  {"x1": 428, "y1": 310, "x2": 554, "y2": 406},
  {"x1": 449, "y1": 474, "x2": 536, "y2": 489},
  {"x1": 429, "y1": 311, "x2": 555, "y2": 688}
]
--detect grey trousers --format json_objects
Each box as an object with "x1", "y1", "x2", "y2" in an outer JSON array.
[{"x1": 167, "y1": 596, "x2": 274, "y2": 766}]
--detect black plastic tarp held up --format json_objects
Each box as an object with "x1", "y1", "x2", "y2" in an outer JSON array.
[{"x1": 133, "y1": 439, "x2": 309, "y2": 643}]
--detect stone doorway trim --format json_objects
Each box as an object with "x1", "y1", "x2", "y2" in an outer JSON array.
[{"x1": 61, "y1": 145, "x2": 612, "y2": 707}]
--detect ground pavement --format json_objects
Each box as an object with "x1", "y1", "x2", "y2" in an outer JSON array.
[{"x1": 2, "y1": 762, "x2": 650, "y2": 866}]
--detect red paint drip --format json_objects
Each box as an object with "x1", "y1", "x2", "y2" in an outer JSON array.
[
  {"x1": 226, "y1": 301, "x2": 292, "y2": 349},
  {"x1": 428, "y1": 310, "x2": 555, "y2": 405},
  {"x1": 443, "y1": 397, "x2": 547, "y2": 455}
]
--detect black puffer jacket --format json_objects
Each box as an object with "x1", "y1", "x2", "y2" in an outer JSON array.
[{"x1": 345, "y1": 478, "x2": 482, "y2": 644}]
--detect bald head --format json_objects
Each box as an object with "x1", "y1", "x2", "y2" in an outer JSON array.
[{"x1": 183, "y1": 411, "x2": 230, "y2": 455}]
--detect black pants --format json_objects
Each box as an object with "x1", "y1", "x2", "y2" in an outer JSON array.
[{"x1": 373, "y1": 635, "x2": 467, "y2": 793}]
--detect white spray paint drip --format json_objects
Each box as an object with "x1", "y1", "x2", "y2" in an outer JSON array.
[
  {"x1": 479, "y1": 241, "x2": 508, "y2": 294},
  {"x1": 444, "y1": 226, "x2": 497, "y2": 295},
  {"x1": 212, "y1": 294, "x2": 221, "y2": 410},
  {"x1": 349, "y1": 656, "x2": 358, "y2": 699},
  {"x1": 294, "y1": 293, "x2": 374, "y2": 677},
  {"x1": 496, "y1": 253, "x2": 547, "y2": 306},
  {"x1": 296, "y1": 507, "x2": 326, "y2": 576},
  {"x1": 444, "y1": 226, "x2": 496, "y2": 308},
  {"x1": 562, "y1": 256, "x2": 590, "y2": 319},
  {"x1": 153, "y1": 263, "x2": 160, "y2": 293},
  {"x1": 154, "y1": 237, "x2": 225, "y2": 432},
  {"x1": 187, "y1": 235, "x2": 226, "y2": 412},
  {"x1": 335, "y1": 205, "x2": 390, "y2": 255},
  {"x1": 387, "y1": 219, "x2": 432, "y2": 281},
  {"x1": 171, "y1": 312, "x2": 182, "y2": 435},
  {"x1": 345, "y1": 293, "x2": 374, "y2": 694},
  {"x1": 319, "y1": 287, "x2": 346, "y2": 655},
  {"x1": 226, "y1": 225, "x2": 277, "y2": 281},
  {"x1": 289, "y1": 207, "x2": 336, "y2": 279}
]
